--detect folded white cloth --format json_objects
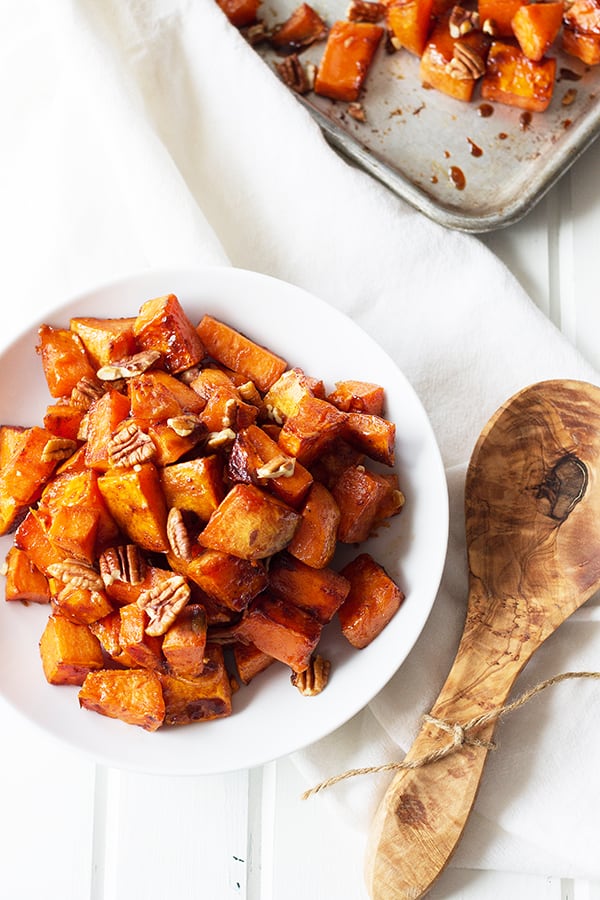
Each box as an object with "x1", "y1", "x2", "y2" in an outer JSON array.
[{"x1": 2, "y1": 0, "x2": 599, "y2": 881}]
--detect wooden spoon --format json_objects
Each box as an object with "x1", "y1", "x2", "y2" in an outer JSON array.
[{"x1": 365, "y1": 379, "x2": 600, "y2": 900}]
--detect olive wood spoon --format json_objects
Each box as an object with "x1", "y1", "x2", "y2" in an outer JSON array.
[{"x1": 365, "y1": 379, "x2": 600, "y2": 900}]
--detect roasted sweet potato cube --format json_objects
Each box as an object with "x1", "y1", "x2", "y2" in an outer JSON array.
[
  {"x1": 338, "y1": 553, "x2": 405, "y2": 648},
  {"x1": 52, "y1": 584, "x2": 114, "y2": 625},
  {"x1": 287, "y1": 482, "x2": 341, "y2": 568},
  {"x1": 84, "y1": 390, "x2": 131, "y2": 470},
  {"x1": 314, "y1": 20, "x2": 383, "y2": 102},
  {"x1": 119, "y1": 603, "x2": 164, "y2": 669},
  {"x1": 198, "y1": 484, "x2": 301, "y2": 560},
  {"x1": 420, "y1": 19, "x2": 490, "y2": 101},
  {"x1": 343, "y1": 412, "x2": 396, "y2": 466},
  {"x1": 512, "y1": 1, "x2": 563, "y2": 59},
  {"x1": 562, "y1": 0, "x2": 600, "y2": 63},
  {"x1": 41, "y1": 467, "x2": 119, "y2": 552},
  {"x1": 232, "y1": 641, "x2": 276, "y2": 685},
  {"x1": 147, "y1": 421, "x2": 201, "y2": 465},
  {"x1": 262, "y1": 368, "x2": 325, "y2": 423},
  {"x1": 481, "y1": 40, "x2": 556, "y2": 111},
  {"x1": 158, "y1": 644, "x2": 233, "y2": 725},
  {"x1": 478, "y1": 0, "x2": 525, "y2": 35},
  {"x1": 186, "y1": 550, "x2": 268, "y2": 611},
  {"x1": 0, "y1": 425, "x2": 65, "y2": 535},
  {"x1": 309, "y1": 439, "x2": 365, "y2": 488},
  {"x1": 196, "y1": 315, "x2": 288, "y2": 393},
  {"x1": 228, "y1": 425, "x2": 313, "y2": 508},
  {"x1": 326, "y1": 380, "x2": 385, "y2": 415},
  {"x1": 134, "y1": 294, "x2": 205, "y2": 374},
  {"x1": 39, "y1": 614, "x2": 104, "y2": 685},
  {"x1": 4, "y1": 546, "x2": 51, "y2": 603},
  {"x1": 127, "y1": 371, "x2": 205, "y2": 422},
  {"x1": 237, "y1": 593, "x2": 322, "y2": 672},
  {"x1": 15, "y1": 509, "x2": 69, "y2": 576},
  {"x1": 97, "y1": 463, "x2": 169, "y2": 552},
  {"x1": 270, "y1": 3, "x2": 328, "y2": 51},
  {"x1": 331, "y1": 464, "x2": 394, "y2": 543},
  {"x1": 79, "y1": 668, "x2": 165, "y2": 731},
  {"x1": 160, "y1": 456, "x2": 225, "y2": 522},
  {"x1": 100, "y1": 560, "x2": 168, "y2": 607},
  {"x1": 278, "y1": 396, "x2": 347, "y2": 466},
  {"x1": 162, "y1": 604, "x2": 207, "y2": 678},
  {"x1": 43, "y1": 402, "x2": 85, "y2": 441},
  {"x1": 217, "y1": 0, "x2": 260, "y2": 26},
  {"x1": 386, "y1": 0, "x2": 435, "y2": 56},
  {"x1": 268, "y1": 553, "x2": 350, "y2": 623},
  {"x1": 0, "y1": 425, "x2": 25, "y2": 468},
  {"x1": 89, "y1": 610, "x2": 128, "y2": 661},
  {"x1": 37, "y1": 324, "x2": 97, "y2": 398},
  {"x1": 70, "y1": 316, "x2": 137, "y2": 369},
  {"x1": 47, "y1": 506, "x2": 100, "y2": 564},
  {"x1": 197, "y1": 385, "x2": 258, "y2": 433},
  {"x1": 374, "y1": 472, "x2": 406, "y2": 522}
]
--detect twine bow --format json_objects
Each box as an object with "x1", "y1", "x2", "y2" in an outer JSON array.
[{"x1": 302, "y1": 670, "x2": 600, "y2": 800}]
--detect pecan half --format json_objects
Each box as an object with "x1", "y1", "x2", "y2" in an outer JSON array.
[
  {"x1": 167, "y1": 414, "x2": 204, "y2": 437},
  {"x1": 137, "y1": 575, "x2": 191, "y2": 636},
  {"x1": 97, "y1": 349, "x2": 161, "y2": 381},
  {"x1": 70, "y1": 375, "x2": 106, "y2": 409},
  {"x1": 447, "y1": 41, "x2": 486, "y2": 79},
  {"x1": 241, "y1": 21, "x2": 271, "y2": 45},
  {"x1": 347, "y1": 0, "x2": 385, "y2": 22},
  {"x1": 99, "y1": 544, "x2": 146, "y2": 586},
  {"x1": 291, "y1": 655, "x2": 331, "y2": 696},
  {"x1": 166, "y1": 508, "x2": 192, "y2": 562},
  {"x1": 41, "y1": 437, "x2": 78, "y2": 463},
  {"x1": 108, "y1": 422, "x2": 156, "y2": 467},
  {"x1": 448, "y1": 5, "x2": 480, "y2": 37},
  {"x1": 275, "y1": 55, "x2": 315, "y2": 95},
  {"x1": 47, "y1": 558, "x2": 105, "y2": 592},
  {"x1": 206, "y1": 427, "x2": 236, "y2": 450},
  {"x1": 256, "y1": 454, "x2": 296, "y2": 480}
]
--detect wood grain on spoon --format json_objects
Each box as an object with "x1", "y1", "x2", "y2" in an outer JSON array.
[{"x1": 366, "y1": 379, "x2": 600, "y2": 900}]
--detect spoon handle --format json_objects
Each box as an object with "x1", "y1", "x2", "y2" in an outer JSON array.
[{"x1": 365, "y1": 612, "x2": 527, "y2": 900}]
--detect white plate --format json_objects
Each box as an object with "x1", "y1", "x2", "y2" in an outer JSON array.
[{"x1": 0, "y1": 267, "x2": 448, "y2": 775}]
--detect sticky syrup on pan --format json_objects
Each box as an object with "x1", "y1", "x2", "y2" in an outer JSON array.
[
  {"x1": 449, "y1": 165, "x2": 466, "y2": 190},
  {"x1": 467, "y1": 138, "x2": 483, "y2": 157}
]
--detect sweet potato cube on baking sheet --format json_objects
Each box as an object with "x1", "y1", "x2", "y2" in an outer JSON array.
[
  {"x1": 160, "y1": 456, "x2": 224, "y2": 522},
  {"x1": 52, "y1": 584, "x2": 114, "y2": 626},
  {"x1": 270, "y1": 3, "x2": 328, "y2": 51},
  {"x1": 186, "y1": 550, "x2": 268, "y2": 611},
  {"x1": 262, "y1": 368, "x2": 325, "y2": 422},
  {"x1": 237, "y1": 593, "x2": 322, "y2": 672},
  {"x1": 159, "y1": 644, "x2": 232, "y2": 725},
  {"x1": 478, "y1": 0, "x2": 525, "y2": 35},
  {"x1": 481, "y1": 40, "x2": 556, "y2": 111},
  {"x1": 420, "y1": 20, "x2": 489, "y2": 101},
  {"x1": 128, "y1": 371, "x2": 205, "y2": 423},
  {"x1": 70, "y1": 316, "x2": 137, "y2": 369},
  {"x1": 287, "y1": 482, "x2": 341, "y2": 568},
  {"x1": 228, "y1": 425, "x2": 313, "y2": 508},
  {"x1": 562, "y1": 0, "x2": 600, "y2": 63},
  {"x1": 97, "y1": 463, "x2": 169, "y2": 552},
  {"x1": 197, "y1": 315, "x2": 287, "y2": 393},
  {"x1": 278, "y1": 395, "x2": 347, "y2": 466},
  {"x1": 199, "y1": 484, "x2": 301, "y2": 560},
  {"x1": 134, "y1": 294, "x2": 205, "y2": 374},
  {"x1": 327, "y1": 380, "x2": 385, "y2": 415},
  {"x1": 233, "y1": 641, "x2": 276, "y2": 685},
  {"x1": 268, "y1": 553, "x2": 350, "y2": 624},
  {"x1": 43, "y1": 402, "x2": 85, "y2": 441},
  {"x1": 386, "y1": 0, "x2": 434, "y2": 56},
  {"x1": 84, "y1": 390, "x2": 131, "y2": 470},
  {"x1": 338, "y1": 553, "x2": 405, "y2": 648},
  {"x1": 79, "y1": 668, "x2": 165, "y2": 731},
  {"x1": 162, "y1": 604, "x2": 207, "y2": 678},
  {"x1": 314, "y1": 20, "x2": 384, "y2": 102},
  {"x1": 217, "y1": 0, "x2": 260, "y2": 26},
  {"x1": 332, "y1": 464, "x2": 396, "y2": 543},
  {"x1": 4, "y1": 546, "x2": 50, "y2": 603},
  {"x1": 39, "y1": 614, "x2": 104, "y2": 685},
  {"x1": 37, "y1": 324, "x2": 97, "y2": 398},
  {"x1": 343, "y1": 412, "x2": 396, "y2": 466},
  {"x1": 512, "y1": 1, "x2": 564, "y2": 60},
  {"x1": 119, "y1": 603, "x2": 164, "y2": 669}
]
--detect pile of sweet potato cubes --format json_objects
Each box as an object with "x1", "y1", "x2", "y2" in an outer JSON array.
[
  {"x1": 219, "y1": 0, "x2": 600, "y2": 114},
  {"x1": 0, "y1": 294, "x2": 405, "y2": 731}
]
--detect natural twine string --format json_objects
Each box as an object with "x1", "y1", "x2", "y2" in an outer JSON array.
[{"x1": 302, "y1": 670, "x2": 600, "y2": 800}]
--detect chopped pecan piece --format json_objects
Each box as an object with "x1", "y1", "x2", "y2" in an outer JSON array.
[
  {"x1": 47, "y1": 558, "x2": 105, "y2": 592},
  {"x1": 206, "y1": 427, "x2": 236, "y2": 450},
  {"x1": 166, "y1": 508, "x2": 192, "y2": 562},
  {"x1": 99, "y1": 544, "x2": 146, "y2": 586},
  {"x1": 256, "y1": 454, "x2": 296, "y2": 480},
  {"x1": 97, "y1": 349, "x2": 161, "y2": 381},
  {"x1": 241, "y1": 21, "x2": 271, "y2": 45},
  {"x1": 448, "y1": 5, "x2": 480, "y2": 37},
  {"x1": 447, "y1": 40, "x2": 486, "y2": 79},
  {"x1": 108, "y1": 422, "x2": 156, "y2": 467},
  {"x1": 291, "y1": 655, "x2": 331, "y2": 696},
  {"x1": 167, "y1": 414, "x2": 204, "y2": 437},
  {"x1": 347, "y1": 0, "x2": 385, "y2": 22},
  {"x1": 347, "y1": 102, "x2": 367, "y2": 122},
  {"x1": 41, "y1": 437, "x2": 78, "y2": 463},
  {"x1": 275, "y1": 54, "x2": 315, "y2": 95},
  {"x1": 137, "y1": 574, "x2": 191, "y2": 637}
]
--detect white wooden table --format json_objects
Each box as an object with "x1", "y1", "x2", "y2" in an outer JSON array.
[{"x1": 1, "y1": 135, "x2": 600, "y2": 900}]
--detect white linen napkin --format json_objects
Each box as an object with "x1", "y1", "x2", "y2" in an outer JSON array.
[{"x1": 2, "y1": 0, "x2": 600, "y2": 881}]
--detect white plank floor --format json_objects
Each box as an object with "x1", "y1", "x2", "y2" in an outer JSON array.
[{"x1": 1, "y1": 125, "x2": 599, "y2": 900}]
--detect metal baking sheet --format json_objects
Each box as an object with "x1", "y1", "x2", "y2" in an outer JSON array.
[{"x1": 254, "y1": 0, "x2": 600, "y2": 231}]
